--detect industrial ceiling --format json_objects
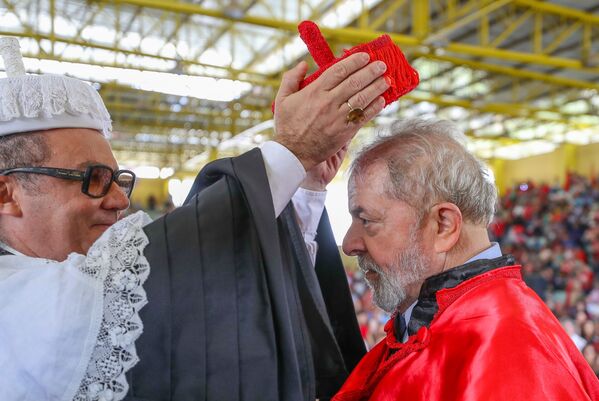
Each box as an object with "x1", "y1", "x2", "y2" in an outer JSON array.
[{"x1": 1, "y1": 0, "x2": 599, "y2": 173}]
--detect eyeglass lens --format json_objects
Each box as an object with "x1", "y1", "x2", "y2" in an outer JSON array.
[
  {"x1": 115, "y1": 171, "x2": 135, "y2": 196},
  {"x1": 87, "y1": 166, "x2": 134, "y2": 197},
  {"x1": 88, "y1": 166, "x2": 114, "y2": 197}
]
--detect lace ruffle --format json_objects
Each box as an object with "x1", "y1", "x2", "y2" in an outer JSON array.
[
  {"x1": 0, "y1": 74, "x2": 112, "y2": 135},
  {"x1": 73, "y1": 212, "x2": 151, "y2": 401}
]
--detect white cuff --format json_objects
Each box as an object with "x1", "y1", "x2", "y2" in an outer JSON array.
[
  {"x1": 292, "y1": 188, "x2": 327, "y2": 267},
  {"x1": 292, "y1": 188, "x2": 327, "y2": 242},
  {"x1": 260, "y1": 141, "x2": 306, "y2": 217}
]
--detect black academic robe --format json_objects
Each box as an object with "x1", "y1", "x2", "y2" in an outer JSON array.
[{"x1": 124, "y1": 148, "x2": 365, "y2": 401}]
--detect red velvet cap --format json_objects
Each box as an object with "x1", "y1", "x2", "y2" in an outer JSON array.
[
  {"x1": 272, "y1": 21, "x2": 419, "y2": 114},
  {"x1": 297, "y1": 21, "x2": 419, "y2": 105}
]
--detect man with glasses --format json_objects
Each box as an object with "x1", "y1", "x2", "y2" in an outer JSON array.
[{"x1": 0, "y1": 37, "x2": 387, "y2": 400}]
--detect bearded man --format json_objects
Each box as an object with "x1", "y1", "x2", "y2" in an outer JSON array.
[
  {"x1": 0, "y1": 37, "x2": 390, "y2": 401},
  {"x1": 334, "y1": 118, "x2": 599, "y2": 401}
]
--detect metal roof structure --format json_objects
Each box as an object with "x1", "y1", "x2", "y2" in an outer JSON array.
[{"x1": 1, "y1": 0, "x2": 599, "y2": 173}]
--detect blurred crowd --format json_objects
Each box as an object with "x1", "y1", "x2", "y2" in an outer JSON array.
[{"x1": 350, "y1": 173, "x2": 599, "y2": 375}]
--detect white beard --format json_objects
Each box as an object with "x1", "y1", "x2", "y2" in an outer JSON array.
[{"x1": 358, "y1": 230, "x2": 429, "y2": 313}]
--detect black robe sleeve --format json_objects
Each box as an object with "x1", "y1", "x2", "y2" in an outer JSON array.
[{"x1": 125, "y1": 148, "x2": 365, "y2": 401}]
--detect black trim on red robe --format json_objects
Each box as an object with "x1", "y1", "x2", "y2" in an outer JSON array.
[{"x1": 125, "y1": 148, "x2": 365, "y2": 401}]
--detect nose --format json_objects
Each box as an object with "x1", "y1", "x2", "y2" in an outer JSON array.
[
  {"x1": 342, "y1": 222, "x2": 365, "y2": 256},
  {"x1": 102, "y1": 181, "x2": 130, "y2": 212}
]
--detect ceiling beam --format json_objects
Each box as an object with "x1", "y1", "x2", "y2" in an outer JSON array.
[{"x1": 105, "y1": 0, "x2": 599, "y2": 72}]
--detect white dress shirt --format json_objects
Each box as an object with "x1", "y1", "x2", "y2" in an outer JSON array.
[
  {"x1": 261, "y1": 141, "x2": 327, "y2": 266},
  {"x1": 291, "y1": 188, "x2": 327, "y2": 266}
]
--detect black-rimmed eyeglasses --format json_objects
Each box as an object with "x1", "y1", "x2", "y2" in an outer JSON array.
[{"x1": 0, "y1": 164, "x2": 136, "y2": 198}]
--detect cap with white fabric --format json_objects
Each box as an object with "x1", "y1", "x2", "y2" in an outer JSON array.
[{"x1": 0, "y1": 37, "x2": 112, "y2": 137}]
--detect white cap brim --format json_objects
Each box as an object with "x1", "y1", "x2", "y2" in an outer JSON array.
[
  {"x1": 0, "y1": 113, "x2": 109, "y2": 136},
  {"x1": 0, "y1": 74, "x2": 112, "y2": 138}
]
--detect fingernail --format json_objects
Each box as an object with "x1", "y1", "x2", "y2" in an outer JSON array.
[
  {"x1": 384, "y1": 76, "x2": 391, "y2": 87},
  {"x1": 359, "y1": 52, "x2": 370, "y2": 63},
  {"x1": 376, "y1": 61, "x2": 387, "y2": 73}
]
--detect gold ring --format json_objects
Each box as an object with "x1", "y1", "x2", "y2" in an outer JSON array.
[{"x1": 346, "y1": 100, "x2": 365, "y2": 123}]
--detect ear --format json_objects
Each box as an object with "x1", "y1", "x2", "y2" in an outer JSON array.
[
  {"x1": 428, "y1": 202, "x2": 462, "y2": 254},
  {"x1": 0, "y1": 176, "x2": 23, "y2": 217}
]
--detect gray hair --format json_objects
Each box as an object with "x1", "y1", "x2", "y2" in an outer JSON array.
[
  {"x1": 0, "y1": 131, "x2": 50, "y2": 190},
  {"x1": 350, "y1": 118, "x2": 497, "y2": 226}
]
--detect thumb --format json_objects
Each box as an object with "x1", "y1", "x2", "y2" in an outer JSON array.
[{"x1": 276, "y1": 61, "x2": 308, "y2": 102}]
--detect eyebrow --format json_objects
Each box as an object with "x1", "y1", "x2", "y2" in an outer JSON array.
[
  {"x1": 349, "y1": 206, "x2": 365, "y2": 218},
  {"x1": 75, "y1": 161, "x2": 117, "y2": 170}
]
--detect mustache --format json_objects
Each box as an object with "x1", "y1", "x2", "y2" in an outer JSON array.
[{"x1": 358, "y1": 255, "x2": 382, "y2": 274}]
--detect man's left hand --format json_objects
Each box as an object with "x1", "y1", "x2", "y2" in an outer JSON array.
[{"x1": 301, "y1": 144, "x2": 348, "y2": 191}]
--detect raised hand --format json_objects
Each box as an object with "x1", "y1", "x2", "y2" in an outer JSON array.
[
  {"x1": 274, "y1": 53, "x2": 388, "y2": 171},
  {"x1": 301, "y1": 144, "x2": 348, "y2": 192}
]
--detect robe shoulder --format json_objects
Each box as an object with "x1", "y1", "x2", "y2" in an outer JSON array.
[{"x1": 129, "y1": 149, "x2": 311, "y2": 401}]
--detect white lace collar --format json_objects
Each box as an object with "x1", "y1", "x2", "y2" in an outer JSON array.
[{"x1": 0, "y1": 211, "x2": 151, "y2": 401}]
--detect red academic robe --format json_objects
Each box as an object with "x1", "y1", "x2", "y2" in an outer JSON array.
[{"x1": 334, "y1": 265, "x2": 599, "y2": 401}]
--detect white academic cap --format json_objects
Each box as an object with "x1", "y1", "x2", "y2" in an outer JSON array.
[{"x1": 0, "y1": 37, "x2": 112, "y2": 137}]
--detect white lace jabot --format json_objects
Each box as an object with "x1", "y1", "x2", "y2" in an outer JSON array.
[{"x1": 0, "y1": 211, "x2": 152, "y2": 401}]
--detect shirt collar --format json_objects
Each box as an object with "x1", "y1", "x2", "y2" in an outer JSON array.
[
  {"x1": 403, "y1": 243, "x2": 504, "y2": 331},
  {"x1": 403, "y1": 301, "x2": 417, "y2": 326},
  {"x1": 464, "y1": 242, "x2": 502, "y2": 264},
  {"x1": 399, "y1": 300, "x2": 418, "y2": 342}
]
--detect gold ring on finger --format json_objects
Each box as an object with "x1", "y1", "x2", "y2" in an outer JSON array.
[{"x1": 346, "y1": 100, "x2": 365, "y2": 123}]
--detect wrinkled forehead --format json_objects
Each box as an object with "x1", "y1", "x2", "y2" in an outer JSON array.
[
  {"x1": 43, "y1": 128, "x2": 118, "y2": 169},
  {"x1": 348, "y1": 161, "x2": 390, "y2": 200}
]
